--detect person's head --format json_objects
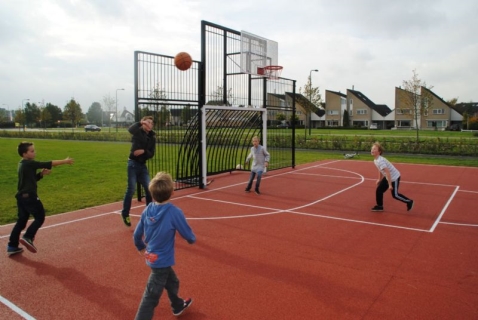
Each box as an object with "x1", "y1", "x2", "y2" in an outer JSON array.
[
  {"x1": 251, "y1": 136, "x2": 260, "y2": 147},
  {"x1": 149, "y1": 172, "x2": 174, "y2": 203},
  {"x1": 18, "y1": 141, "x2": 35, "y2": 159},
  {"x1": 141, "y1": 116, "x2": 154, "y2": 132},
  {"x1": 371, "y1": 142, "x2": 383, "y2": 157}
]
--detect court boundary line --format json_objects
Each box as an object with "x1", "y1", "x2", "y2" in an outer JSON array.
[
  {"x1": 429, "y1": 186, "x2": 460, "y2": 232},
  {"x1": 0, "y1": 295, "x2": 36, "y2": 320}
]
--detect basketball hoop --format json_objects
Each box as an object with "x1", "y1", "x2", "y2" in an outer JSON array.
[{"x1": 263, "y1": 65, "x2": 283, "y2": 79}]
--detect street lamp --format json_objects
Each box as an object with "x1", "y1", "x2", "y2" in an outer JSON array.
[
  {"x1": 22, "y1": 99, "x2": 30, "y2": 131},
  {"x1": 116, "y1": 88, "x2": 125, "y2": 132},
  {"x1": 308, "y1": 69, "x2": 318, "y2": 136}
]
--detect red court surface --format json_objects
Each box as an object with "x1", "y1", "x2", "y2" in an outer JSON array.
[{"x1": 1, "y1": 160, "x2": 478, "y2": 319}]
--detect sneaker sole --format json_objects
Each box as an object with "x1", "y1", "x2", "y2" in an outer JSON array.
[
  {"x1": 408, "y1": 202, "x2": 414, "y2": 212},
  {"x1": 19, "y1": 238, "x2": 37, "y2": 253},
  {"x1": 7, "y1": 249, "x2": 24, "y2": 256},
  {"x1": 173, "y1": 299, "x2": 193, "y2": 316}
]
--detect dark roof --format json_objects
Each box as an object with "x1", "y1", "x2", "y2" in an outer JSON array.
[
  {"x1": 348, "y1": 89, "x2": 392, "y2": 117},
  {"x1": 450, "y1": 102, "x2": 478, "y2": 115},
  {"x1": 421, "y1": 87, "x2": 450, "y2": 107},
  {"x1": 326, "y1": 90, "x2": 347, "y2": 98}
]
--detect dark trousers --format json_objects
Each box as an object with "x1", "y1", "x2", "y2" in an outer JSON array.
[
  {"x1": 135, "y1": 266, "x2": 184, "y2": 320},
  {"x1": 246, "y1": 170, "x2": 263, "y2": 191},
  {"x1": 376, "y1": 177, "x2": 411, "y2": 206},
  {"x1": 122, "y1": 159, "x2": 152, "y2": 217},
  {"x1": 8, "y1": 193, "x2": 45, "y2": 248}
]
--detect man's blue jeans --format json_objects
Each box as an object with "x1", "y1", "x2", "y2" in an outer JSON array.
[{"x1": 122, "y1": 159, "x2": 152, "y2": 217}]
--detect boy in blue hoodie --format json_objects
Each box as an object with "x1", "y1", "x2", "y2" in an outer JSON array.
[{"x1": 133, "y1": 172, "x2": 196, "y2": 319}]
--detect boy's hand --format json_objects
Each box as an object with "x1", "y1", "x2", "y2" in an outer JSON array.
[
  {"x1": 133, "y1": 149, "x2": 145, "y2": 156},
  {"x1": 41, "y1": 169, "x2": 51, "y2": 176},
  {"x1": 65, "y1": 157, "x2": 74, "y2": 165},
  {"x1": 138, "y1": 248, "x2": 145, "y2": 256},
  {"x1": 265, "y1": 162, "x2": 269, "y2": 167}
]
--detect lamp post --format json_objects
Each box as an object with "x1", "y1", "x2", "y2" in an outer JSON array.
[
  {"x1": 116, "y1": 88, "x2": 125, "y2": 132},
  {"x1": 309, "y1": 69, "x2": 318, "y2": 136},
  {"x1": 22, "y1": 99, "x2": 30, "y2": 131}
]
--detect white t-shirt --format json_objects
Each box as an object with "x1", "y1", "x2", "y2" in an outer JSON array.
[{"x1": 374, "y1": 155, "x2": 400, "y2": 182}]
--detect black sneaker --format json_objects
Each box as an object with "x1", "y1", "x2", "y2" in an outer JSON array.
[
  {"x1": 7, "y1": 246, "x2": 24, "y2": 256},
  {"x1": 20, "y1": 237, "x2": 37, "y2": 253},
  {"x1": 371, "y1": 205, "x2": 383, "y2": 212},
  {"x1": 173, "y1": 298, "x2": 193, "y2": 316},
  {"x1": 245, "y1": 188, "x2": 250, "y2": 193},
  {"x1": 407, "y1": 200, "x2": 414, "y2": 212},
  {"x1": 122, "y1": 216, "x2": 131, "y2": 227},
  {"x1": 255, "y1": 189, "x2": 260, "y2": 195}
]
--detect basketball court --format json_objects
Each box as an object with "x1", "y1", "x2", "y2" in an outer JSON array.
[{"x1": 1, "y1": 160, "x2": 477, "y2": 319}]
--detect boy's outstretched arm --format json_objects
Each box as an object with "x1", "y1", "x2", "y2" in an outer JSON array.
[{"x1": 51, "y1": 157, "x2": 74, "y2": 167}]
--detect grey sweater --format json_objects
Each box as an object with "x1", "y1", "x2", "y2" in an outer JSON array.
[{"x1": 246, "y1": 145, "x2": 270, "y2": 172}]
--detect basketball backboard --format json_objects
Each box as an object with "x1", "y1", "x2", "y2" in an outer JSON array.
[{"x1": 240, "y1": 30, "x2": 278, "y2": 77}]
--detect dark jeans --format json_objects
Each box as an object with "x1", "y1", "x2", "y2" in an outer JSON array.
[
  {"x1": 122, "y1": 159, "x2": 152, "y2": 217},
  {"x1": 8, "y1": 193, "x2": 45, "y2": 248},
  {"x1": 135, "y1": 267, "x2": 184, "y2": 320},
  {"x1": 246, "y1": 170, "x2": 263, "y2": 191},
  {"x1": 376, "y1": 177, "x2": 411, "y2": 206}
]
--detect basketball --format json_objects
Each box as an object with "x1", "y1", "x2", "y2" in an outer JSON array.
[
  {"x1": 236, "y1": 164, "x2": 243, "y2": 170},
  {"x1": 174, "y1": 52, "x2": 192, "y2": 71}
]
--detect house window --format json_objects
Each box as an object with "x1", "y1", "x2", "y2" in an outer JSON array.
[
  {"x1": 432, "y1": 109, "x2": 445, "y2": 115},
  {"x1": 356, "y1": 109, "x2": 367, "y2": 115},
  {"x1": 396, "y1": 109, "x2": 412, "y2": 115},
  {"x1": 327, "y1": 110, "x2": 339, "y2": 115},
  {"x1": 427, "y1": 120, "x2": 447, "y2": 128}
]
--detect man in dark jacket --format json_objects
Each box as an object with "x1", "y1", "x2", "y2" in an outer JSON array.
[{"x1": 121, "y1": 116, "x2": 156, "y2": 227}]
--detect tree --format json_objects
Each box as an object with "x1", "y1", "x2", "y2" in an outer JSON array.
[
  {"x1": 86, "y1": 102, "x2": 103, "y2": 125},
  {"x1": 39, "y1": 106, "x2": 51, "y2": 129},
  {"x1": 149, "y1": 82, "x2": 170, "y2": 127},
  {"x1": 24, "y1": 102, "x2": 40, "y2": 128},
  {"x1": 181, "y1": 104, "x2": 193, "y2": 125},
  {"x1": 210, "y1": 86, "x2": 233, "y2": 106},
  {"x1": 276, "y1": 113, "x2": 286, "y2": 121},
  {"x1": 102, "y1": 94, "x2": 116, "y2": 130},
  {"x1": 63, "y1": 99, "x2": 83, "y2": 128},
  {"x1": 343, "y1": 110, "x2": 350, "y2": 127},
  {"x1": 398, "y1": 69, "x2": 433, "y2": 142},
  {"x1": 299, "y1": 75, "x2": 322, "y2": 131},
  {"x1": 45, "y1": 103, "x2": 62, "y2": 127}
]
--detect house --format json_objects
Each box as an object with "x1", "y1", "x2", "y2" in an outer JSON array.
[
  {"x1": 324, "y1": 90, "x2": 347, "y2": 127},
  {"x1": 346, "y1": 89, "x2": 392, "y2": 128}
]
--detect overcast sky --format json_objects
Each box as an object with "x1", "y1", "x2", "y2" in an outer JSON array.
[{"x1": 1, "y1": 0, "x2": 477, "y2": 114}]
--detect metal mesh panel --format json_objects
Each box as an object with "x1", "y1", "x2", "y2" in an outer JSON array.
[{"x1": 134, "y1": 21, "x2": 296, "y2": 192}]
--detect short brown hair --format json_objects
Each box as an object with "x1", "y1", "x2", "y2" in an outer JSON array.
[
  {"x1": 141, "y1": 115, "x2": 154, "y2": 122},
  {"x1": 372, "y1": 141, "x2": 384, "y2": 155},
  {"x1": 148, "y1": 172, "x2": 174, "y2": 203}
]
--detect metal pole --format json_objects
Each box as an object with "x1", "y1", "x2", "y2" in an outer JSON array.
[
  {"x1": 309, "y1": 69, "x2": 318, "y2": 135},
  {"x1": 116, "y1": 88, "x2": 124, "y2": 132},
  {"x1": 22, "y1": 99, "x2": 30, "y2": 131}
]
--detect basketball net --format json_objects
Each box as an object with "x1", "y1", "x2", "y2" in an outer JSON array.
[{"x1": 262, "y1": 65, "x2": 283, "y2": 79}]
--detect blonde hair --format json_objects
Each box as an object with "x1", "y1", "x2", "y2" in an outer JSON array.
[
  {"x1": 372, "y1": 141, "x2": 384, "y2": 155},
  {"x1": 252, "y1": 136, "x2": 260, "y2": 141},
  {"x1": 148, "y1": 172, "x2": 174, "y2": 203}
]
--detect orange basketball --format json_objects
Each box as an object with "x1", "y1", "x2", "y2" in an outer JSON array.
[{"x1": 174, "y1": 52, "x2": 193, "y2": 71}]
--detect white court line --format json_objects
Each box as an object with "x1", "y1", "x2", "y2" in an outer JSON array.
[
  {"x1": 429, "y1": 186, "x2": 460, "y2": 232},
  {"x1": 0, "y1": 295, "x2": 36, "y2": 320},
  {"x1": 440, "y1": 222, "x2": 478, "y2": 227}
]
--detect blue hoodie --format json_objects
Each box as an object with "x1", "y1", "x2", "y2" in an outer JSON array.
[{"x1": 133, "y1": 202, "x2": 196, "y2": 268}]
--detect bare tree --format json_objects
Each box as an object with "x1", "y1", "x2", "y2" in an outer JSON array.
[
  {"x1": 102, "y1": 94, "x2": 116, "y2": 131},
  {"x1": 398, "y1": 69, "x2": 433, "y2": 142}
]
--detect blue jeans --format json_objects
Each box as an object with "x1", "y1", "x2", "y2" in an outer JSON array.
[
  {"x1": 8, "y1": 193, "x2": 45, "y2": 248},
  {"x1": 246, "y1": 170, "x2": 263, "y2": 191},
  {"x1": 122, "y1": 160, "x2": 152, "y2": 217},
  {"x1": 134, "y1": 267, "x2": 184, "y2": 320}
]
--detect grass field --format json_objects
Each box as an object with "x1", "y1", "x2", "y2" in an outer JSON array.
[{"x1": 0, "y1": 137, "x2": 477, "y2": 225}]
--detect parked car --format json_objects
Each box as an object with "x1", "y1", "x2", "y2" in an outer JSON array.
[
  {"x1": 84, "y1": 125, "x2": 101, "y2": 132},
  {"x1": 445, "y1": 124, "x2": 461, "y2": 131},
  {"x1": 276, "y1": 121, "x2": 290, "y2": 129},
  {"x1": 369, "y1": 123, "x2": 378, "y2": 130}
]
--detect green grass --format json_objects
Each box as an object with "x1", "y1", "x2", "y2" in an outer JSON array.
[{"x1": 0, "y1": 137, "x2": 476, "y2": 225}]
